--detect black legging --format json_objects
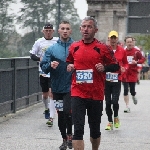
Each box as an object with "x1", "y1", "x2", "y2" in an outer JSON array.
[
  {"x1": 58, "y1": 111, "x2": 72, "y2": 139},
  {"x1": 105, "y1": 104, "x2": 119, "y2": 122},
  {"x1": 53, "y1": 92, "x2": 72, "y2": 140},
  {"x1": 123, "y1": 82, "x2": 136, "y2": 96},
  {"x1": 105, "y1": 81, "x2": 121, "y2": 122}
]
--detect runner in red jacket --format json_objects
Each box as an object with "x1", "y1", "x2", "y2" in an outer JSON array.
[
  {"x1": 66, "y1": 16, "x2": 120, "y2": 150},
  {"x1": 123, "y1": 36, "x2": 145, "y2": 113},
  {"x1": 105, "y1": 30, "x2": 128, "y2": 130}
]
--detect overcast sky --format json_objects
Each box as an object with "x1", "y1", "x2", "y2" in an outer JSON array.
[
  {"x1": 9, "y1": 0, "x2": 88, "y2": 35},
  {"x1": 74, "y1": 0, "x2": 88, "y2": 19}
]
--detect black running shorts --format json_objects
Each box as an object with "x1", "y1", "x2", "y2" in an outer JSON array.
[
  {"x1": 40, "y1": 75, "x2": 51, "y2": 92},
  {"x1": 71, "y1": 96, "x2": 103, "y2": 140}
]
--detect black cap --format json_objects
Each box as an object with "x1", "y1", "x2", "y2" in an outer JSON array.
[{"x1": 43, "y1": 23, "x2": 53, "y2": 29}]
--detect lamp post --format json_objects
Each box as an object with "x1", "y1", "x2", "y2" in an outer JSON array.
[{"x1": 57, "y1": 0, "x2": 61, "y2": 37}]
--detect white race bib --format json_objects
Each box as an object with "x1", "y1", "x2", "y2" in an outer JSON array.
[
  {"x1": 76, "y1": 69, "x2": 93, "y2": 83},
  {"x1": 127, "y1": 56, "x2": 133, "y2": 64},
  {"x1": 106, "y1": 72, "x2": 118, "y2": 82},
  {"x1": 54, "y1": 100, "x2": 63, "y2": 111}
]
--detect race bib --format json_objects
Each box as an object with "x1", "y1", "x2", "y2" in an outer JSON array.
[
  {"x1": 76, "y1": 69, "x2": 93, "y2": 83},
  {"x1": 106, "y1": 72, "x2": 118, "y2": 82},
  {"x1": 137, "y1": 64, "x2": 142, "y2": 67},
  {"x1": 54, "y1": 100, "x2": 63, "y2": 111},
  {"x1": 127, "y1": 56, "x2": 133, "y2": 64}
]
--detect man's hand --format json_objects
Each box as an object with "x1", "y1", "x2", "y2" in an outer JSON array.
[
  {"x1": 132, "y1": 60, "x2": 137, "y2": 64},
  {"x1": 67, "y1": 64, "x2": 74, "y2": 72},
  {"x1": 95, "y1": 63, "x2": 104, "y2": 72},
  {"x1": 40, "y1": 57, "x2": 43, "y2": 62},
  {"x1": 121, "y1": 66, "x2": 126, "y2": 72},
  {"x1": 51, "y1": 61, "x2": 59, "y2": 69}
]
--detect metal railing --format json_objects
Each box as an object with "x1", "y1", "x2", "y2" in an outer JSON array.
[{"x1": 0, "y1": 57, "x2": 42, "y2": 117}]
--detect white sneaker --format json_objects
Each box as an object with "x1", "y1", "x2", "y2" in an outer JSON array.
[
  {"x1": 132, "y1": 96, "x2": 138, "y2": 105},
  {"x1": 124, "y1": 107, "x2": 130, "y2": 113}
]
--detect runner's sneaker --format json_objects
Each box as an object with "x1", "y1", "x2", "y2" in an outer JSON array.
[
  {"x1": 59, "y1": 139, "x2": 67, "y2": 150},
  {"x1": 132, "y1": 96, "x2": 138, "y2": 105},
  {"x1": 44, "y1": 109, "x2": 50, "y2": 119},
  {"x1": 114, "y1": 117, "x2": 121, "y2": 128},
  {"x1": 105, "y1": 122, "x2": 113, "y2": 130},
  {"x1": 124, "y1": 107, "x2": 130, "y2": 113},
  {"x1": 46, "y1": 118, "x2": 53, "y2": 127},
  {"x1": 67, "y1": 134, "x2": 72, "y2": 149},
  {"x1": 137, "y1": 80, "x2": 140, "y2": 85}
]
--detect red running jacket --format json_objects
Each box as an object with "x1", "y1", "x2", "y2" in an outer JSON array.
[
  {"x1": 66, "y1": 39, "x2": 119, "y2": 100},
  {"x1": 124, "y1": 47, "x2": 145, "y2": 82},
  {"x1": 111, "y1": 45, "x2": 128, "y2": 81}
]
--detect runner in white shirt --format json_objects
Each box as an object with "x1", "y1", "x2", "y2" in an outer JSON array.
[{"x1": 30, "y1": 23, "x2": 58, "y2": 122}]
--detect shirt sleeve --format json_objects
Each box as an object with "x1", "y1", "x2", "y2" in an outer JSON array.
[
  {"x1": 40, "y1": 47, "x2": 52, "y2": 74},
  {"x1": 30, "y1": 40, "x2": 40, "y2": 56},
  {"x1": 136, "y1": 51, "x2": 146, "y2": 64},
  {"x1": 104, "y1": 45, "x2": 118, "y2": 65},
  {"x1": 103, "y1": 45, "x2": 120, "y2": 72},
  {"x1": 66, "y1": 45, "x2": 74, "y2": 64},
  {"x1": 122, "y1": 50, "x2": 128, "y2": 69}
]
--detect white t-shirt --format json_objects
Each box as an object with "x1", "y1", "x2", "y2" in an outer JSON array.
[{"x1": 30, "y1": 37, "x2": 58, "y2": 77}]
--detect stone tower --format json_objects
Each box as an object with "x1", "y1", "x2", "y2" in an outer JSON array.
[{"x1": 86, "y1": 0, "x2": 128, "y2": 43}]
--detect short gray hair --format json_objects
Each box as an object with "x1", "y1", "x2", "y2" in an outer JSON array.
[{"x1": 81, "y1": 16, "x2": 98, "y2": 28}]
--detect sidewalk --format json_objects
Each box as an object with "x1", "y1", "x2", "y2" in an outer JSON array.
[{"x1": 0, "y1": 80, "x2": 150, "y2": 150}]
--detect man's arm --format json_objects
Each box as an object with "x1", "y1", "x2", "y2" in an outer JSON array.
[
  {"x1": 96, "y1": 45, "x2": 120, "y2": 72},
  {"x1": 104, "y1": 63, "x2": 120, "y2": 72},
  {"x1": 95, "y1": 63, "x2": 120, "y2": 72},
  {"x1": 29, "y1": 40, "x2": 41, "y2": 61},
  {"x1": 105, "y1": 45, "x2": 120, "y2": 72},
  {"x1": 30, "y1": 54, "x2": 40, "y2": 61},
  {"x1": 40, "y1": 48, "x2": 52, "y2": 74}
]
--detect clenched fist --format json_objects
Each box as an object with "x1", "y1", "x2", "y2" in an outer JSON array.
[{"x1": 51, "y1": 61, "x2": 59, "y2": 69}]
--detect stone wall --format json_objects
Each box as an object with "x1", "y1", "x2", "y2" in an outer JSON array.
[{"x1": 86, "y1": 0, "x2": 128, "y2": 43}]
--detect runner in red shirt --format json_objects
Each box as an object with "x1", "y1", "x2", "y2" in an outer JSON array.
[
  {"x1": 105, "y1": 31, "x2": 128, "y2": 130},
  {"x1": 123, "y1": 36, "x2": 145, "y2": 113},
  {"x1": 66, "y1": 16, "x2": 120, "y2": 150}
]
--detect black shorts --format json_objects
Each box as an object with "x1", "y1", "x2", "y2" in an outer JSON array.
[
  {"x1": 141, "y1": 67, "x2": 149, "y2": 73},
  {"x1": 40, "y1": 75, "x2": 51, "y2": 92},
  {"x1": 71, "y1": 96, "x2": 103, "y2": 140},
  {"x1": 53, "y1": 92, "x2": 71, "y2": 114}
]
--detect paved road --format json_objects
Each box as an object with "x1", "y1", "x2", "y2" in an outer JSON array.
[{"x1": 0, "y1": 80, "x2": 150, "y2": 150}]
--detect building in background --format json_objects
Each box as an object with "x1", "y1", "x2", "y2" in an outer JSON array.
[{"x1": 86, "y1": 0, "x2": 150, "y2": 43}]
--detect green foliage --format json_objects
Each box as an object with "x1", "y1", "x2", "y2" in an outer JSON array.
[
  {"x1": 17, "y1": 0, "x2": 56, "y2": 39},
  {"x1": 0, "y1": 48, "x2": 19, "y2": 58},
  {"x1": 134, "y1": 35, "x2": 150, "y2": 52},
  {"x1": 18, "y1": 32, "x2": 40, "y2": 56},
  {"x1": 55, "y1": 0, "x2": 81, "y2": 40},
  {"x1": 17, "y1": 0, "x2": 81, "y2": 42},
  {"x1": 0, "y1": 0, "x2": 82, "y2": 57},
  {"x1": 0, "y1": 0, "x2": 16, "y2": 58}
]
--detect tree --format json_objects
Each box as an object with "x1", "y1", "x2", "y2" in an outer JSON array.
[
  {"x1": 17, "y1": 0, "x2": 81, "y2": 40},
  {"x1": 134, "y1": 35, "x2": 150, "y2": 53},
  {"x1": 17, "y1": 32, "x2": 38, "y2": 56},
  {"x1": 15, "y1": 0, "x2": 82, "y2": 56},
  {"x1": 17, "y1": 0, "x2": 56, "y2": 41},
  {"x1": 0, "y1": 0, "x2": 16, "y2": 57},
  {"x1": 55, "y1": 0, "x2": 81, "y2": 40}
]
